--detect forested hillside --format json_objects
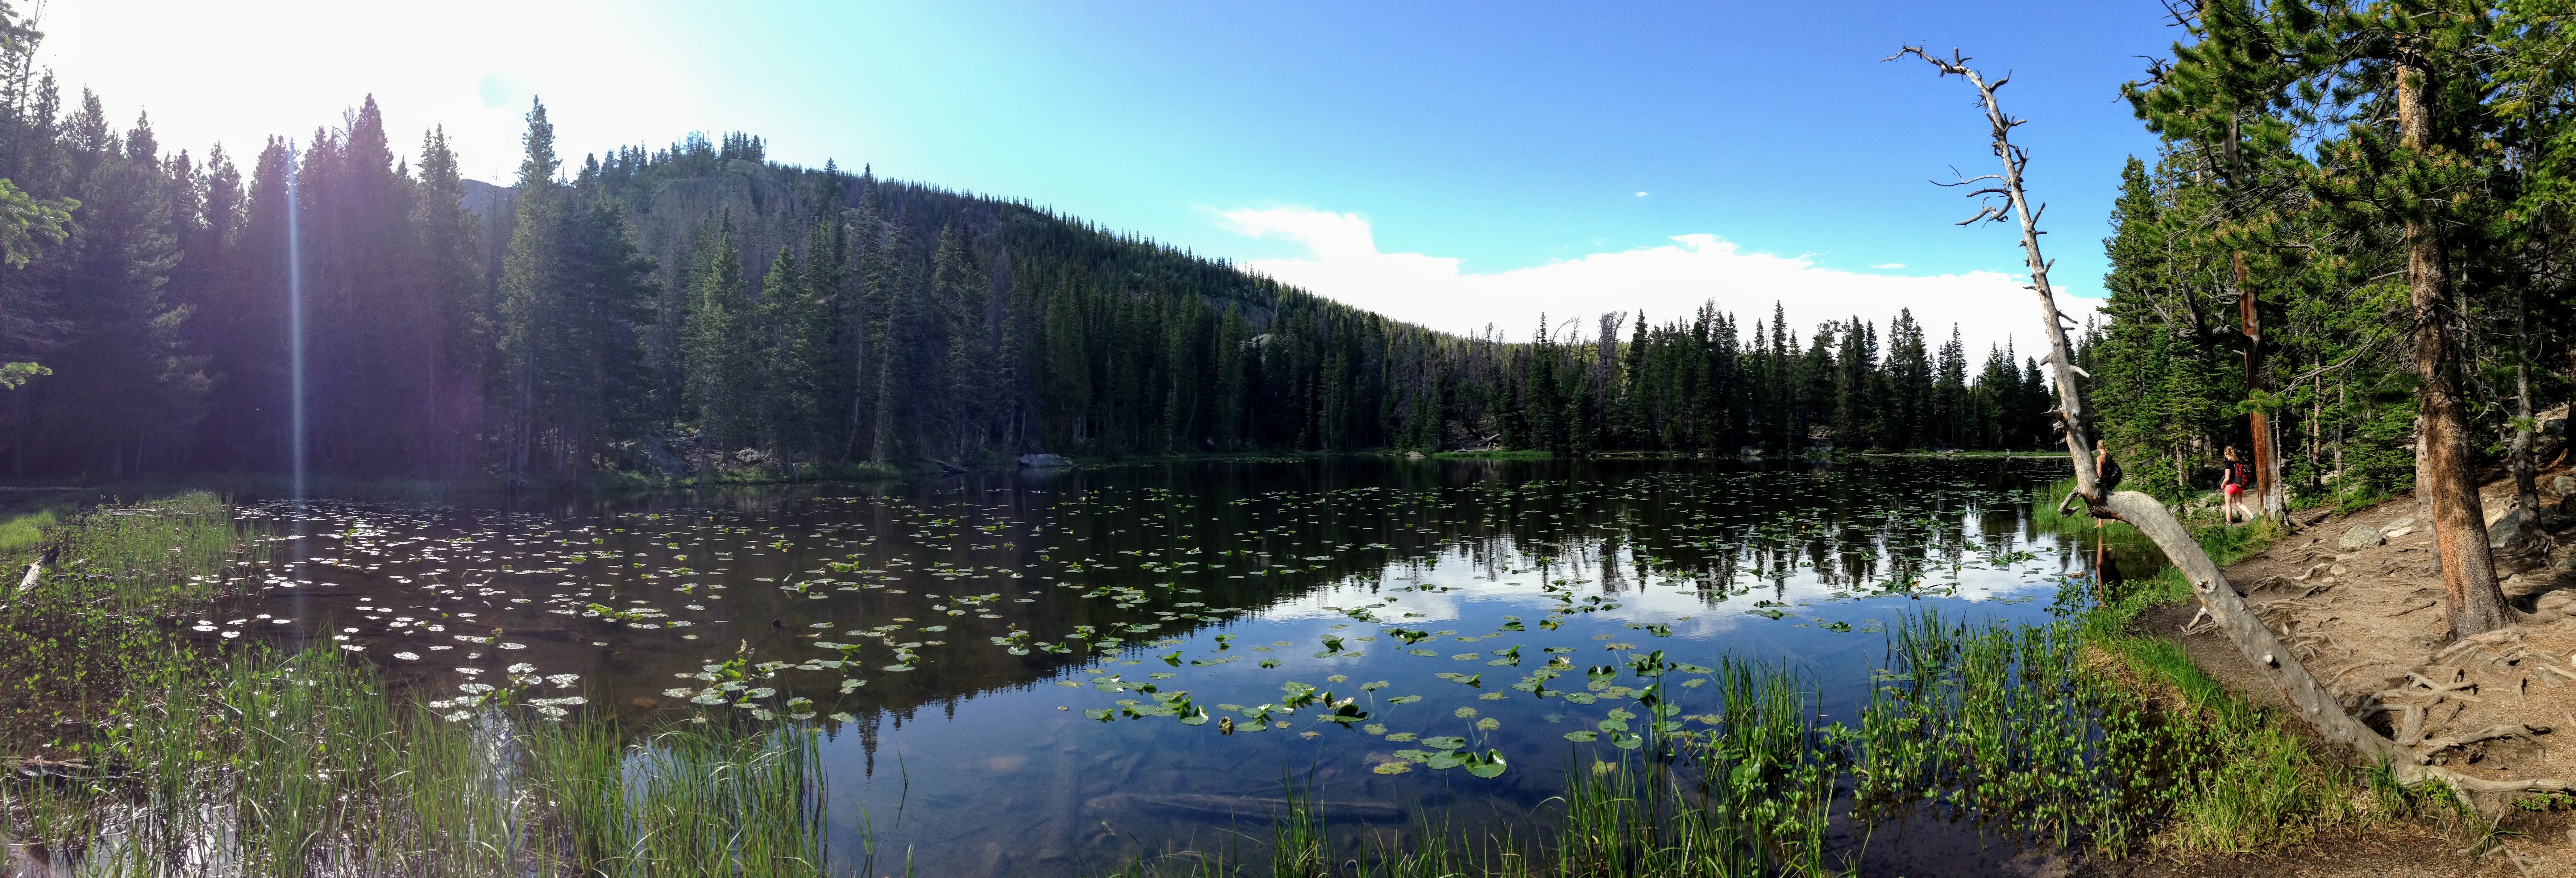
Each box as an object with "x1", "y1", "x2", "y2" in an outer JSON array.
[{"x1": 0, "y1": 13, "x2": 2071, "y2": 483}]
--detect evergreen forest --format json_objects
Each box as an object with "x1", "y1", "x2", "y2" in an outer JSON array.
[
  {"x1": 0, "y1": 58, "x2": 2071, "y2": 482},
  {"x1": 3, "y1": 0, "x2": 2568, "y2": 515}
]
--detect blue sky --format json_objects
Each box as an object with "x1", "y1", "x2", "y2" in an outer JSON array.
[{"x1": 47, "y1": 1, "x2": 2177, "y2": 351}]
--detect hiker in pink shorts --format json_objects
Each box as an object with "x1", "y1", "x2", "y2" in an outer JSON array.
[{"x1": 2219, "y1": 446, "x2": 2253, "y2": 524}]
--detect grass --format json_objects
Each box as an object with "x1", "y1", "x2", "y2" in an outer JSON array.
[
  {"x1": 2333, "y1": 489, "x2": 2400, "y2": 517},
  {"x1": 0, "y1": 490, "x2": 258, "y2": 751},
  {"x1": 0, "y1": 480, "x2": 2471, "y2": 877},
  {"x1": 2028, "y1": 484, "x2": 2384, "y2": 854},
  {"x1": 2052, "y1": 497, "x2": 2455, "y2": 855},
  {"x1": 31, "y1": 645, "x2": 836, "y2": 875},
  {"x1": 1107, "y1": 658, "x2": 1853, "y2": 877},
  {"x1": 0, "y1": 492, "x2": 852, "y2": 877},
  {"x1": 1099, "y1": 588, "x2": 2405, "y2": 876},
  {"x1": 1427, "y1": 450, "x2": 1553, "y2": 461},
  {"x1": 1097, "y1": 485, "x2": 2461, "y2": 876},
  {"x1": 0, "y1": 508, "x2": 52, "y2": 553},
  {"x1": 594, "y1": 459, "x2": 905, "y2": 489}
]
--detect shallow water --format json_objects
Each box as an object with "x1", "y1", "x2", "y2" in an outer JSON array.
[{"x1": 209, "y1": 455, "x2": 2115, "y2": 876}]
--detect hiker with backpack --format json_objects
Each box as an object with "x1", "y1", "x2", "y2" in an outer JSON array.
[{"x1": 2220, "y1": 446, "x2": 2254, "y2": 524}]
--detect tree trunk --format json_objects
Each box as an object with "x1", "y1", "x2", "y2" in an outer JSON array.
[
  {"x1": 1901, "y1": 47, "x2": 2576, "y2": 818},
  {"x1": 845, "y1": 315, "x2": 873, "y2": 464},
  {"x1": 2098, "y1": 489, "x2": 2406, "y2": 759},
  {"x1": 870, "y1": 334, "x2": 894, "y2": 464},
  {"x1": 2512, "y1": 288, "x2": 2539, "y2": 516},
  {"x1": 1918, "y1": 45, "x2": 2395, "y2": 758},
  {"x1": 2237, "y1": 252, "x2": 2284, "y2": 518},
  {"x1": 2399, "y1": 64, "x2": 2512, "y2": 639}
]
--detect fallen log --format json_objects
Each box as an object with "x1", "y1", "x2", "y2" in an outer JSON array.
[{"x1": 1903, "y1": 46, "x2": 2576, "y2": 818}]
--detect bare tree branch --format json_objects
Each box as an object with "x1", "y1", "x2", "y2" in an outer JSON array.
[{"x1": 1891, "y1": 44, "x2": 2574, "y2": 808}]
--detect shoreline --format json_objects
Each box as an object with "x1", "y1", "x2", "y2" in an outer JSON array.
[
  {"x1": 9, "y1": 467, "x2": 2528, "y2": 875},
  {"x1": 2081, "y1": 485, "x2": 2576, "y2": 876}
]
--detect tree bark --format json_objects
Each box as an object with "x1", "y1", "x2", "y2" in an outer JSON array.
[
  {"x1": 1904, "y1": 47, "x2": 2576, "y2": 817},
  {"x1": 2512, "y1": 288, "x2": 2539, "y2": 516},
  {"x1": 2098, "y1": 489, "x2": 2408, "y2": 761},
  {"x1": 2398, "y1": 63, "x2": 2512, "y2": 638},
  {"x1": 2237, "y1": 252, "x2": 2285, "y2": 518}
]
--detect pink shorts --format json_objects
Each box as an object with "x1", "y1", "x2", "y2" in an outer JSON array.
[{"x1": 2223, "y1": 484, "x2": 2242, "y2": 496}]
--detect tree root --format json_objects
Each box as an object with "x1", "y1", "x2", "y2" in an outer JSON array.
[
  {"x1": 2181, "y1": 605, "x2": 2216, "y2": 635},
  {"x1": 2100, "y1": 493, "x2": 2571, "y2": 816},
  {"x1": 2393, "y1": 762, "x2": 2576, "y2": 820},
  {"x1": 2419, "y1": 722, "x2": 2548, "y2": 752},
  {"x1": 2437, "y1": 629, "x2": 2524, "y2": 662}
]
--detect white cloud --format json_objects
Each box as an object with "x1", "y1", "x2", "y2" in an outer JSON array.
[
  {"x1": 1220, "y1": 207, "x2": 2096, "y2": 360},
  {"x1": 1634, "y1": 191, "x2": 1649, "y2": 197},
  {"x1": 1872, "y1": 262, "x2": 1906, "y2": 269}
]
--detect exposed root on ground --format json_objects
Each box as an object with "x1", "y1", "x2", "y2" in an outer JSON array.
[{"x1": 2176, "y1": 467, "x2": 2576, "y2": 822}]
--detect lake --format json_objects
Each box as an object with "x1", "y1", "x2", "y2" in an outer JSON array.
[{"x1": 214, "y1": 455, "x2": 2107, "y2": 876}]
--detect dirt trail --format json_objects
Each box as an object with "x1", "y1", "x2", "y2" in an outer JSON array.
[
  {"x1": 2146, "y1": 466, "x2": 2576, "y2": 875},
  {"x1": 2217, "y1": 471, "x2": 2574, "y2": 775}
]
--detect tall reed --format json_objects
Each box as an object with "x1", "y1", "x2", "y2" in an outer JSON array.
[{"x1": 0, "y1": 495, "x2": 844, "y2": 877}]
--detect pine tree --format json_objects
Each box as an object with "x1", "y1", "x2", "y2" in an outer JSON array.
[
  {"x1": 1885, "y1": 309, "x2": 1930, "y2": 450},
  {"x1": 1934, "y1": 327, "x2": 1967, "y2": 449},
  {"x1": 685, "y1": 218, "x2": 753, "y2": 456}
]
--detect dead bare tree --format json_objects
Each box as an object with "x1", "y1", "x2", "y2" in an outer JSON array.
[{"x1": 1894, "y1": 44, "x2": 2570, "y2": 812}]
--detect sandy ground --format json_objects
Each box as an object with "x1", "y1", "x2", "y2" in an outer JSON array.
[
  {"x1": 2130, "y1": 467, "x2": 2576, "y2": 877},
  {"x1": 2219, "y1": 474, "x2": 2574, "y2": 778}
]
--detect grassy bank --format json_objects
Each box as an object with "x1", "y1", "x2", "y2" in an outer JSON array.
[
  {"x1": 590, "y1": 458, "x2": 903, "y2": 489},
  {"x1": 1109, "y1": 659, "x2": 1850, "y2": 877},
  {"x1": 2027, "y1": 479, "x2": 2393, "y2": 852},
  {"x1": 1098, "y1": 491, "x2": 2481, "y2": 876},
  {"x1": 0, "y1": 495, "x2": 845, "y2": 876},
  {"x1": 1100, "y1": 598, "x2": 2356, "y2": 876},
  {"x1": 6, "y1": 485, "x2": 2486, "y2": 876},
  {"x1": 2037, "y1": 484, "x2": 2501, "y2": 856},
  {"x1": 1426, "y1": 449, "x2": 1553, "y2": 461},
  {"x1": 0, "y1": 460, "x2": 907, "y2": 506}
]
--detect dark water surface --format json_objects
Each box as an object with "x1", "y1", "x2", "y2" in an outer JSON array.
[{"x1": 220, "y1": 456, "x2": 2106, "y2": 876}]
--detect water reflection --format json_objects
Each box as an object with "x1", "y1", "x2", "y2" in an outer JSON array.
[{"x1": 223, "y1": 456, "x2": 2101, "y2": 876}]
